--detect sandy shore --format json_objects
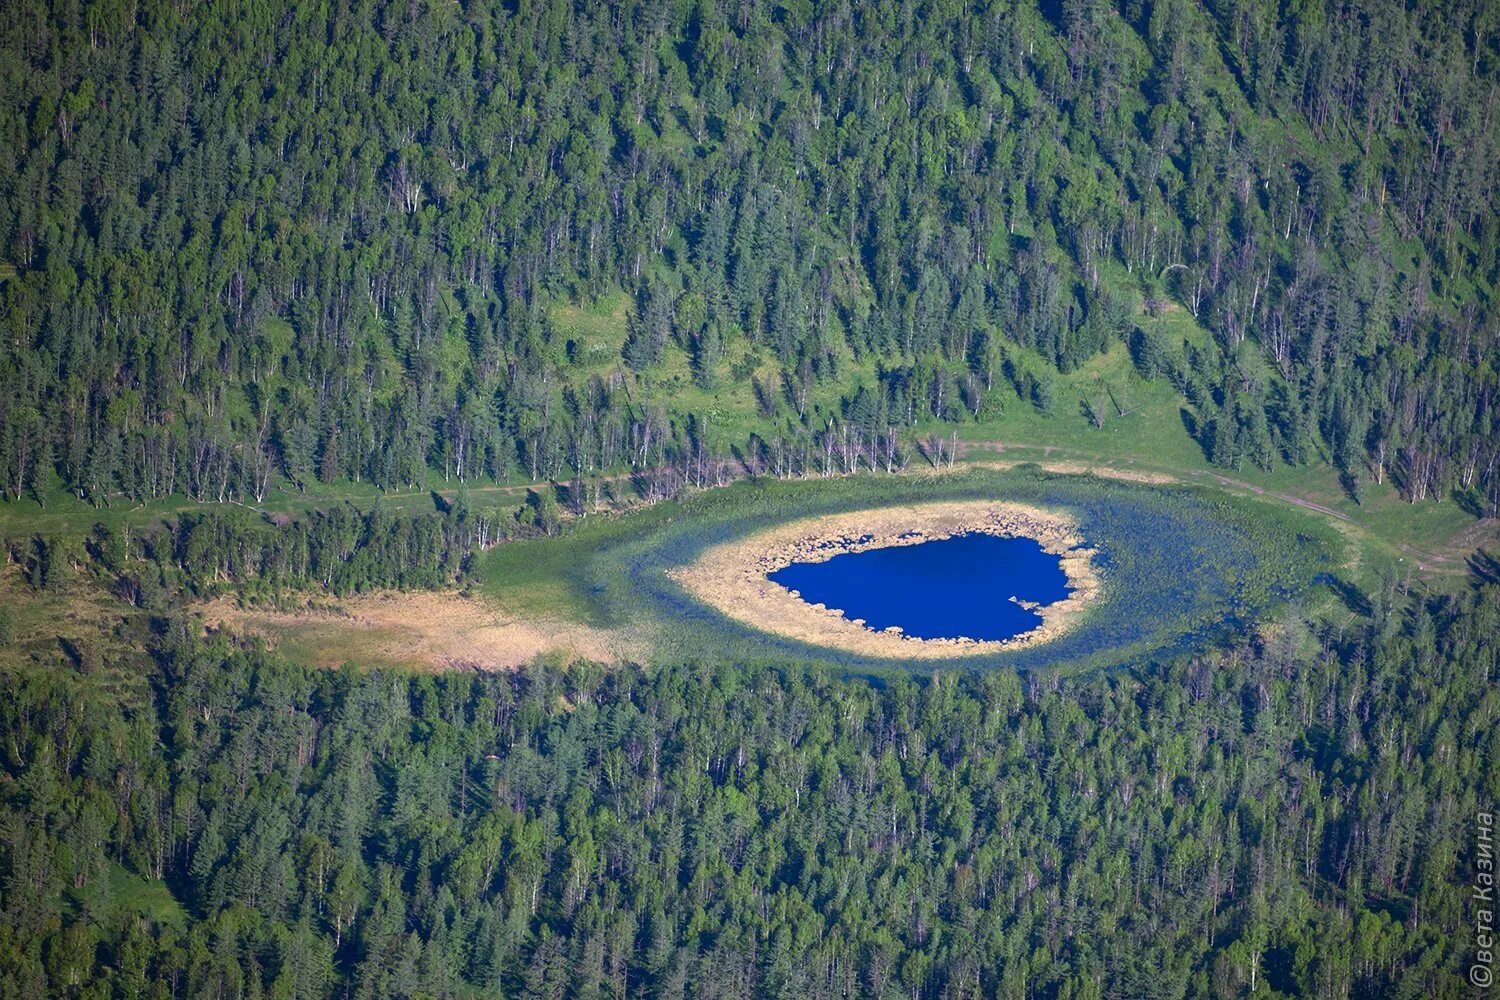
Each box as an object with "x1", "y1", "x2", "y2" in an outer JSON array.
[{"x1": 669, "y1": 500, "x2": 1101, "y2": 660}]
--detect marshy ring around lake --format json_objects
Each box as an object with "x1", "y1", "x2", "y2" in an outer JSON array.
[
  {"x1": 480, "y1": 466, "x2": 1340, "y2": 673},
  {"x1": 669, "y1": 500, "x2": 1101, "y2": 659}
]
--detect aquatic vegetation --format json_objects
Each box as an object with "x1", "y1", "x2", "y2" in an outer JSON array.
[{"x1": 480, "y1": 466, "x2": 1339, "y2": 673}]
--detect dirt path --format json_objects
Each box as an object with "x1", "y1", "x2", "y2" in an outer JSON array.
[
  {"x1": 955, "y1": 440, "x2": 1355, "y2": 517},
  {"x1": 1397, "y1": 517, "x2": 1500, "y2": 573},
  {"x1": 20, "y1": 434, "x2": 1492, "y2": 583},
  {"x1": 953, "y1": 440, "x2": 1500, "y2": 577},
  {"x1": 1190, "y1": 471, "x2": 1350, "y2": 521},
  {"x1": 193, "y1": 442, "x2": 1499, "y2": 673}
]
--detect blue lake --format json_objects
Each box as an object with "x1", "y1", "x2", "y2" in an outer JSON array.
[{"x1": 768, "y1": 532, "x2": 1073, "y2": 642}]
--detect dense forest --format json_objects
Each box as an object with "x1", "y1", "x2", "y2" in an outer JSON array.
[
  {"x1": 1, "y1": 0, "x2": 1498, "y2": 508},
  {"x1": 0, "y1": 575, "x2": 1496, "y2": 997},
  {"x1": 3, "y1": 0, "x2": 1499, "y2": 996}
]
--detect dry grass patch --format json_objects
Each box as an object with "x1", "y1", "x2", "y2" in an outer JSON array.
[
  {"x1": 1030, "y1": 461, "x2": 1178, "y2": 485},
  {"x1": 200, "y1": 591, "x2": 643, "y2": 671},
  {"x1": 949, "y1": 458, "x2": 1179, "y2": 486}
]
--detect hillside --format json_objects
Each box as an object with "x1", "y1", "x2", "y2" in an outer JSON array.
[{"x1": 0, "y1": 0, "x2": 1496, "y2": 512}]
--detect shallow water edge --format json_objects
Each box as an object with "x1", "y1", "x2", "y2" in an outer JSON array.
[{"x1": 668, "y1": 499, "x2": 1101, "y2": 659}]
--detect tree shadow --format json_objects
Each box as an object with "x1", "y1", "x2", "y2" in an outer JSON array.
[
  {"x1": 1453, "y1": 487, "x2": 1487, "y2": 519},
  {"x1": 751, "y1": 376, "x2": 778, "y2": 419},
  {"x1": 913, "y1": 437, "x2": 939, "y2": 468},
  {"x1": 1179, "y1": 407, "x2": 1212, "y2": 462},
  {"x1": 554, "y1": 480, "x2": 580, "y2": 514},
  {"x1": 1337, "y1": 470, "x2": 1363, "y2": 505},
  {"x1": 729, "y1": 442, "x2": 761, "y2": 479},
  {"x1": 58, "y1": 636, "x2": 97, "y2": 674},
  {"x1": 1079, "y1": 398, "x2": 1101, "y2": 428},
  {"x1": 1321, "y1": 574, "x2": 1373, "y2": 617},
  {"x1": 1468, "y1": 548, "x2": 1500, "y2": 586}
]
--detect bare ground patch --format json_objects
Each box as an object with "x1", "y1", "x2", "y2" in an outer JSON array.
[
  {"x1": 951, "y1": 450, "x2": 1180, "y2": 486},
  {"x1": 200, "y1": 591, "x2": 643, "y2": 671}
]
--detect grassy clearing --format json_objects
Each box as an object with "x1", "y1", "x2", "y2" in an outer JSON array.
[
  {"x1": 478, "y1": 500, "x2": 681, "y2": 624},
  {"x1": 0, "y1": 471, "x2": 542, "y2": 546},
  {"x1": 56, "y1": 862, "x2": 187, "y2": 948},
  {"x1": 0, "y1": 562, "x2": 152, "y2": 707},
  {"x1": 1, "y1": 323, "x2": 1460, "y2": 676},
  {"x1": 918, "y1": 336, "x2": 1488, "y2": 590},
  {"x1": 547, "y1": 292, "x2": 632, "y2": 370}
]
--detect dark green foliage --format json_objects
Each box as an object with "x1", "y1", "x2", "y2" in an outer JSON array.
[
  {"x1": 27, "y1": 535, "x2": 68, "y2": 591},
  {"x1": 1, "y1": 580, "x2": 1496, "y2": 997},
  {"x1": 1129, "y1": 325, "x2": 1175, "y2": 380},
  {"x1": 520, "y1": 487, "x2": 561, "y2": 538},
  {"x1": 0, "y1": 0, "x2": 1495, "y2": 507},
  {"x1": 168, "y1": 501, "x2": 504, "y2": 597},
  {"x1": 0, "y1": 2, "x2": 1497, "y2": 991}
]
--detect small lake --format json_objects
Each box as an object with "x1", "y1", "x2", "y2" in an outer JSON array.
[{"x1": 768, "y1": 532, "x2": 1072, "y2": 642}]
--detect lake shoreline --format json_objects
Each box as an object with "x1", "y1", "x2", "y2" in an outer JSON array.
[{"x1": 669, "y1": 500, "x2": 1101, "y2": 659}]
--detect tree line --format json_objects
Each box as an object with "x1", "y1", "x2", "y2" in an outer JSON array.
[
  {"x1": 0, "y1": 0, "x2": 1496, "y2": 510},
  {"x1": 0, "y1": 570, "x2": 1496, "y2": 997}
]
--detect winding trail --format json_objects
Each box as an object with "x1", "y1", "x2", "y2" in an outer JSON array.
[
  {"x1": 953, "y1": 439, "x2": 1499, "y2": 577},
  {"x1": 7, "y1": 434, "x2": 1495, "y2": 580},
  {"x1": 1193, "y1": 471, "x2": 1350, "y2": 521}
]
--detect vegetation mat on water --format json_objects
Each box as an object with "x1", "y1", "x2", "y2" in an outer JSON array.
[{"x1": 481, "y1": 468, "x2": 1339, "y2": 673}]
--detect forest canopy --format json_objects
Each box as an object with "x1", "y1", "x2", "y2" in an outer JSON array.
[
  {"x1": 0, "y1": 0, "x2": 1496, "y2": 506},
  {"x1": 2, "y1": 0, "x2": 1499, "y2": 996},
  {"x1": 1, "y1": 580, "x2": 1498, "y2": 997}
]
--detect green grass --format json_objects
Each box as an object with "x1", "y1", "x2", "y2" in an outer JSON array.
[
  {"x1": 548, "y1": 292, "x2": 632, "y2": 370},
  {"x1": 0, "y1": 471, "x2": 535, "y2": 543},
  {"x1": 480, "y1": 501, "x2": 680, "y2": 624},
  {"x1": 103, "y1": 864, "x2": 187, "y2": 930},
  {"x1": 478, "y1": 466, "x2": 1341, "y2": 675},
  {"x1": 545, "y1": 290, "x2": 884, "y2": 452},
  {"x1": 2, "y1": 285, "x2": 1474, "y2": 677},
  {"x1": 63, "y1": 863, "x2": 187, "y2": 937},
  {"x1": 0, "y1": 563, "x2": 154, "y2": 708}
]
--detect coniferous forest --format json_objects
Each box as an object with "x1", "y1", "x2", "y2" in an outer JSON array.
[
  {"x1": 2, "y1": 0, "x2": 1499, "y2": 997},
  {"x1": 3, "y1": 574, "x2": 1500, "y2": 997},
  {"x1": 0, "y1": 0, "x2": 1497, "y2": 504}
]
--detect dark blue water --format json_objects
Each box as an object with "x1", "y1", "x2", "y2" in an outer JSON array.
[{"x1": 768, "y1": 532, "x2": 1072, "y2": 642}]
